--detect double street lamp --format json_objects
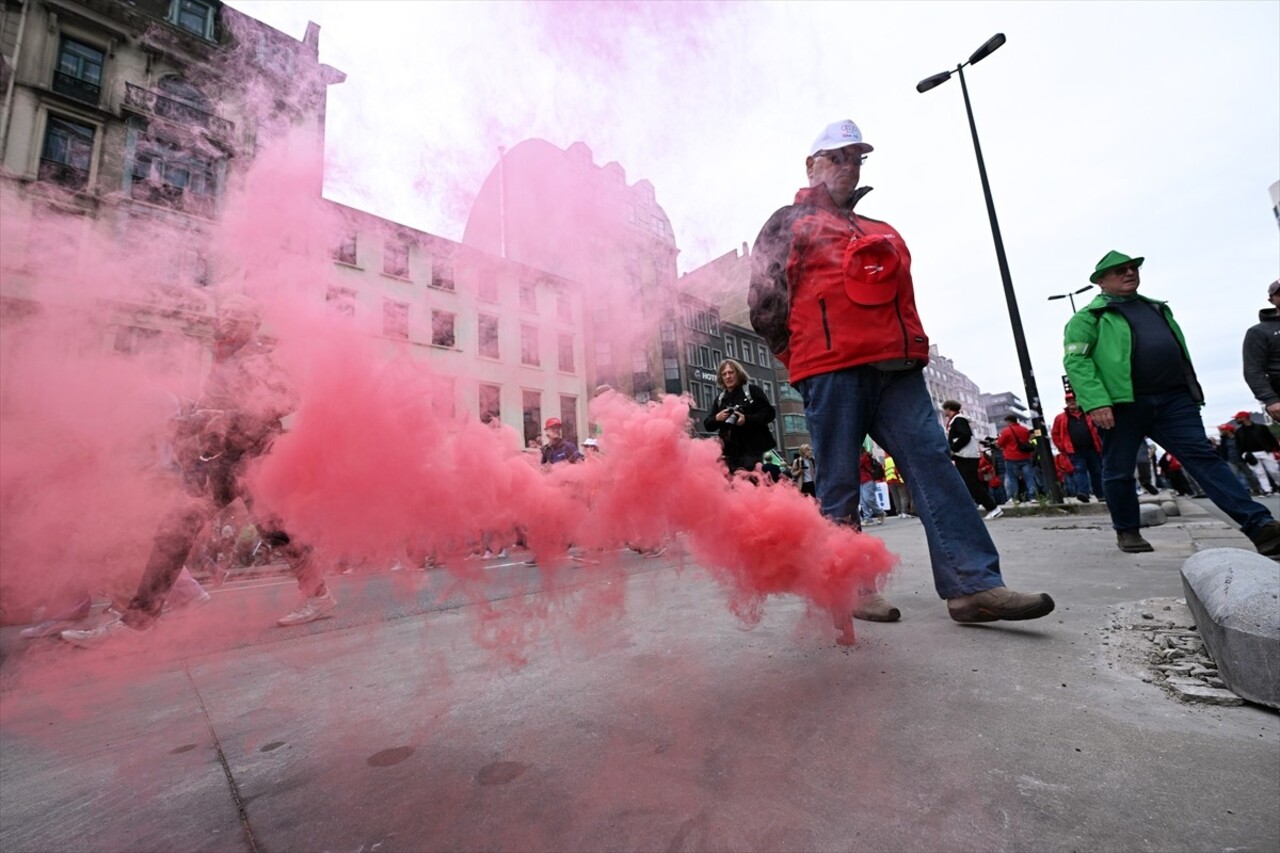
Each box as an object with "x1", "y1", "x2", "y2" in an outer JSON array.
[
  {"x1": 917, "y1": 33, "x2": 1062, "y2": 504},
  {"x1": 1048, "y1": 285, "x2": 1095, "y2": 313}
]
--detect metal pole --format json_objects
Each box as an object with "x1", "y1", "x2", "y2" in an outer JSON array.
[{"x1": 955, "y1": 64, "x2": 1061, "y2": 503}]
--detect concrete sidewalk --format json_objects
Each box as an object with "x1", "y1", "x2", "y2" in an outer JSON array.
[{"x1": 1, "y1": 497, "x2": 1277, "y2": 853}]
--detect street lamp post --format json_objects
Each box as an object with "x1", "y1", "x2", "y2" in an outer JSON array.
[
  {"x1": 917, "y1": 33, "x2": 1061, "y2": 504},
  {"x1": 1048, "y1": 285, "x2": 1095, "y2": 313}
]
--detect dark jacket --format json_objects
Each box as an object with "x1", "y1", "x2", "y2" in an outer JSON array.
[
  {"x1": 1235, "y1": 421, "x2": 1279, "y2": 455},
  {"x1": 703, "y1": 383, "x2": 776, "y2": 462},
  {"x1": 747, "y1": 185, "x2": 930, "y2": 383},
  {"x1": 1051, "y1": 408, "x2": 1102, "y2": 454},
  {"x1": 1243, "y1": 307, "x2": 1280, "y2": 406}
]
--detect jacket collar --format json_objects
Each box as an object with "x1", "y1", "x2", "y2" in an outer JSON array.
[
  {"x1": 1084, "y1": 292, "x2": 1167, "y2": 315},
  {"x1": 1260, "y1": 307, "x2": 1278, "y2": 322},
  {"x1": 794, "y1": 184, "x2": 873, "y2": 215}
]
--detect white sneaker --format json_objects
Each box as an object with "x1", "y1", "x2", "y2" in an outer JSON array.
[
  {"x1": 60, "y1": 617, "x2": 142, "y2": 648},
  {"x1": 276, "y1": 590, "x2": 338, "y2": 627},
  {"x1": 985, "y1": 505, "x2": 1005, "y2": 520}
]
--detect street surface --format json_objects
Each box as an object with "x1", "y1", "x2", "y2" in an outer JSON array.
[{"x1": 1, "y1": 498, "x2": 1277, "y2": 853}]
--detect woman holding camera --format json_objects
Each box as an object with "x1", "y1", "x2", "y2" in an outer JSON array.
[{"x1": 704, "y1": 359, "x2": 777, "y2": 475}]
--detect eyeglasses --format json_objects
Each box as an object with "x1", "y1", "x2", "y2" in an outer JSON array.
[
  {"x1": 1106, "y1": 264, "x2": 1140, "y2": 276},
  {"x1": 815, "y1": 148, "x2": 868, "y2": 167}
]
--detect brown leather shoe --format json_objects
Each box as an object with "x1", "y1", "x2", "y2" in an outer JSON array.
[
  {"x1": 947, "y1": 586, "x2": 1055, "y2": 623},
  {"x1": 1116, "y1": 530, "x2": 1154, "y2": 553},
  {"x1": 852, "y1": 593, "x2": 901, "y2": 623}
]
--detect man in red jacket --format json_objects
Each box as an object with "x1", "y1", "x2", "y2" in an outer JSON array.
[
  {"x1": 996, "y1": 415, "x2": 1040, "y2": 503},
  {"x1": 1051, "y1": 396, "x2": 1104, "y2": 502},
  {"x1": 748, "y1": 118, "x2": 1053, "y2": 627}
]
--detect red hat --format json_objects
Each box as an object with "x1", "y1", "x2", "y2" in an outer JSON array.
[
  {"x1": 544, "y1": 417, "x2": 561, "y2": 429},
  {"x1": 1234, "y1": 411, "x2": 1252, "y2": 420},
  {"x1": 1219, "y1": 423, "x2": 1236, "y2": 432}
]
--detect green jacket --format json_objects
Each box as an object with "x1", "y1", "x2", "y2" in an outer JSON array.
[{"x1": 1062, "y1": 294, "x2": 1204, "y2": 413}]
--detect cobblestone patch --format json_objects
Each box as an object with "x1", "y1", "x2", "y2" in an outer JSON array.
[{"x1": 1103, "y1": 597, "x2": 1245, "y2": 707}]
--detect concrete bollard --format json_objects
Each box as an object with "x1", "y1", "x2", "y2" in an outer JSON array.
[
  {"x1": 1139, "y1": 503, "x2": 1167, "y2": 528},
  {"x1": 1160, "y1": 500, "x2": 1181, "y2": 517},
  {"x1": 1180, "y1": 549, "x2": 1280, "y2": 709}
]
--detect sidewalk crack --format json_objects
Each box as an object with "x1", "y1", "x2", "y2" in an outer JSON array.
[{"x1": 184, "y1": 663, "x2": 261, "y2": 853}]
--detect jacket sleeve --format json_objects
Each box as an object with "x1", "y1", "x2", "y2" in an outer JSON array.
[
  {"x1": 748, "y1": 206, "x2": 798, "y2": 356},
  {"x1": 1243, "y1": 326, "x2": 1278, "y2": 406},
  {"x1": 1050, "y1": 414, "x2": 1067, "y2": 452},
  {"x1": 1063, "y1": 310, "x2": 1110, "y2": 413},
  {"x1": 702, "y1": 393, "x2": 723, "y2": 433},
  {"x1": 948, "y1": 416, "x2": 972, "y2": 452}
]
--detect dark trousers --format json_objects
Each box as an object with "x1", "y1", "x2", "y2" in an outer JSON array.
[
  {"x1": 953, "y1": 456, "x2": 996, "y2": 511},
  {"x1": 1068, "y1": 448, "x2": 1104, "y2": 497},
  {"x1": 1100, "y1": 391, "x2": 1272, "y2": 535},
  {"x1": 123, "y1": 447, "x2": 321, "y2": 628}
]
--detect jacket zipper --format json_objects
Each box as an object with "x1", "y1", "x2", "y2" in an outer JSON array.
[{"x1": 819, "y1": 297, "x2": 832, "y2": 350}]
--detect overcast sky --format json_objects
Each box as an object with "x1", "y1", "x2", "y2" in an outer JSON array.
[{"x1": 226, "y1": 0, "x2": 1279, "y2": 423}]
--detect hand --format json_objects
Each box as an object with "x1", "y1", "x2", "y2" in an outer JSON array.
[
  {"x1": 715, "y1": 409, "x2": 730, "y2": 422},
  {"x1": 1090, "y1": 406, "x2": 1115, "y2": 429},
  {"x1": 1268, "y1": 401, "x2": 1280, "y2": 421}
]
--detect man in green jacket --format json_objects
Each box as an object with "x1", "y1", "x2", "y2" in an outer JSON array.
[{"x1": 1063, "y1": 250, "x2": 1280, "y2": 556}]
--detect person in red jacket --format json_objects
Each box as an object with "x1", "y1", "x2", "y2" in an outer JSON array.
[
  {"x1": 747, "y1": 117, "x2": 1053, "y2": 627},
  {"x1": 1051, "y1": 396, "x2": 1104, "y2": 502},
  {"x1": 996, "y1": 415, "x2": 1040, "y2": 503}
]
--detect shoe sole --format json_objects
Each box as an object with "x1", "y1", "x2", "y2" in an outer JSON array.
[
  {"x1": 852, "y1": 609, "x2": 901, "y2": 623},
  {"x1": 949, "y1": 594, "x2": 1055, "y2": 624},
  {"x1": 1117, "y1": 544, "x2": 1154, "y2": 553},
  {"x1": 276, "y1": 612, "x2": 335, "y2": 628}
]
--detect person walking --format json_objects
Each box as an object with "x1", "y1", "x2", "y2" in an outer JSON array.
[
  {"x1": 1062, "y1": 250, "x2": 1280, "y2": 556},
  {"x1": 1233, "y1": 411, "x2": 1279, "y2": 495},
  {"x1": 883, "y1": 455, "x2": 913, "y2": 518},
  {"x1": 1242, "y1": 280, "x2": 1280, "y2": 421},
  {"x1": 996, "y1": 415, "x2": 1039, "y2": 503},
  {"x1": 1051, "y1": 395, "x2": 1104, "y2": 502},
  {"x1": 703, "y1": 358, "x2": 777, "y2": 475},
  {"x1": 942, "y1": 400, "x2": 1001, "y2": 519},
  {"x1": 791, "y1": 444, "x2": 817, "y2": 499},
  {"x1": 747, "y1": 117, "x2": 1054, "y2": 624},
  {"x1": 62, "y1": 294, "x2": 336, "y2": 647}
]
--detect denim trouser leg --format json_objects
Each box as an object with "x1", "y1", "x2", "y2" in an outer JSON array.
[
  {"x1": 1098, "y1": 404, "x2": 1148, "y2": 531},
  {"x1": 798, "y1": 367, "x2": 1004, "y2": 599},
  {"x1": 859, "y1": 481, "x2": 882, "y2": 520},
  {"x1": 1079, "y1": 448, "x2": 1104, "y2": 497},
  {"x1": 1145, "y1": 393, "x2": 1273, "y2": 536},
  {"x1": 1003, "y1": 459, "x2": 1038, "y2": 500}
]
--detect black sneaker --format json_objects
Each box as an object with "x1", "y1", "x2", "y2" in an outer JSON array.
[{"x1": 1117, "y1": 530, "x2": 1154, "y2": 553}]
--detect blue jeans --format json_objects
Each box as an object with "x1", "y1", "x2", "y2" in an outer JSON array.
[
  {"x1": 1003, "y1": 459, "x2": 1039, "y2": 501},
  {"x1": 859, "y1": 480, "x2": 884, "y2": 521},
  {"x1": 796, "y1": 366, "x2": 1004, "y2": 599},
  {"x1": 1068, "y1": 448, "x2": 1103, "y2": 497},
  {"x1": 1099, "y1": 391, "x2": 1273, "y2": 535}
]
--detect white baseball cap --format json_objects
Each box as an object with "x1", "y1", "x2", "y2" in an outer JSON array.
[{"x1": 809, "y1": 119, "x2": 874, "y2": 157}]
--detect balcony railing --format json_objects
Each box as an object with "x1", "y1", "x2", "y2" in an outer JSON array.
[
  {"x1": 123, "y1": 83, "x2": 234, "y2": 141},
  {"x1": 38, "y1": 158, "x2": 89, "y2": 190},
  {"x1": 128, "y1": 181, "x2": 216, "y2": 218},
  {"x1": 52, "y1": 71, "x2": 101, "y2": 106}
]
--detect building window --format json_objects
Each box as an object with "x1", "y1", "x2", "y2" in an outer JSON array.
[
  {"x1": 129, "y1": 135, "x2": 219, "y2": 215},
  {"x1": 383, "y1": 240, "x2": 409, "y2": 278},
  {"x1": 709, "y1": 314, "x2": 720, "y2": 336},
  {"x1": 170, "y1": 0, "x2": 215, "y2": 39},
  {"x1": 761, "y1": 381, "x2": 774, "y2": 402},
  {"x1": 556, "y1": 293, "x2": 572, "y2": 322},
  {"x1": 334, "y1": 233, "x2": 357, "y2": 266},
  {"x1": 686, "y1": 342, "x2": 697, "y2": 366},
  {"x1": 699, "y1": 345, "x2": 710, "y2": 368},
  {"x1": 740, "y1": 343, "x2": 754, "y2": 365},
  {"x1": 632, "y1": 348, "x2": 649, "y2": 372},
  {"x1": 712, "y1": 349, "x2": 722, "y2": 365},
  {"x1": 560, "y1": 395, "x2": 579, "y2": 443},
  {"x1": 689, "y1": 383, "x2": 703, "y2": 411},
  {"x1": 383, "y1": 300, "x2": 409, "y2": 339},
  {"x1": 725, "y1": 336, "x2": 736, "y2": 359},
  {"x1": 758, "y1": 344, "x2": 769, "y2": 365},
  {"x1": 431, "y1": 260, "x2": 454, "y2": 291},
  {"x1": 431, "y1": 310, "x2": 456, "y2": 348},
  {"x1": 479, "y1": 383, "x2": 501, "y2": 423},
  {"x1": 478, "y1": 313, "x2": 499, "y2": 359},
  {"x1": 40, "y1": 116, "x2": 94, "y2": 189},
  {"x1": 519, "y1": 282, "x2": 537, "y2": 312},
  {"x1": 558, "y1": 334, "x2": 575, "y2": 372},
  {"x1": 520, "y1": 324, "x2": 539, "y2": 366},
  {"x1": 780, "y1": 381, "x2": 802, "y2": 402},
  {"x1": 327, "y1": 286, "x2": 356, "y2": 317},
  {"x1": 663, "y1": 356, "x2": 680, "y2": 381},
  {"x1": 594, "y1": 340, "x2": 612, "y2": 368},
  {"x1": 53, "y1": 38, "x2": 104, "y2": 104},
  {"x1": 522, "y1": 390, "x2": 542, "y2": 448},
  {"x1": 784, "y1": 413, "x2": 809, "y2": 433}
]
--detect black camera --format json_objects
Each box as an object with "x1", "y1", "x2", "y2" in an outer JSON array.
[{"x1": 725, "y1": 405, "x2": 743, "y2": 425}]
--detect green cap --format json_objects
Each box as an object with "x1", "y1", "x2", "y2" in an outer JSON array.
[{"x1": 1090, "y1": 250, "x2": 1144, "y2": 284}]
